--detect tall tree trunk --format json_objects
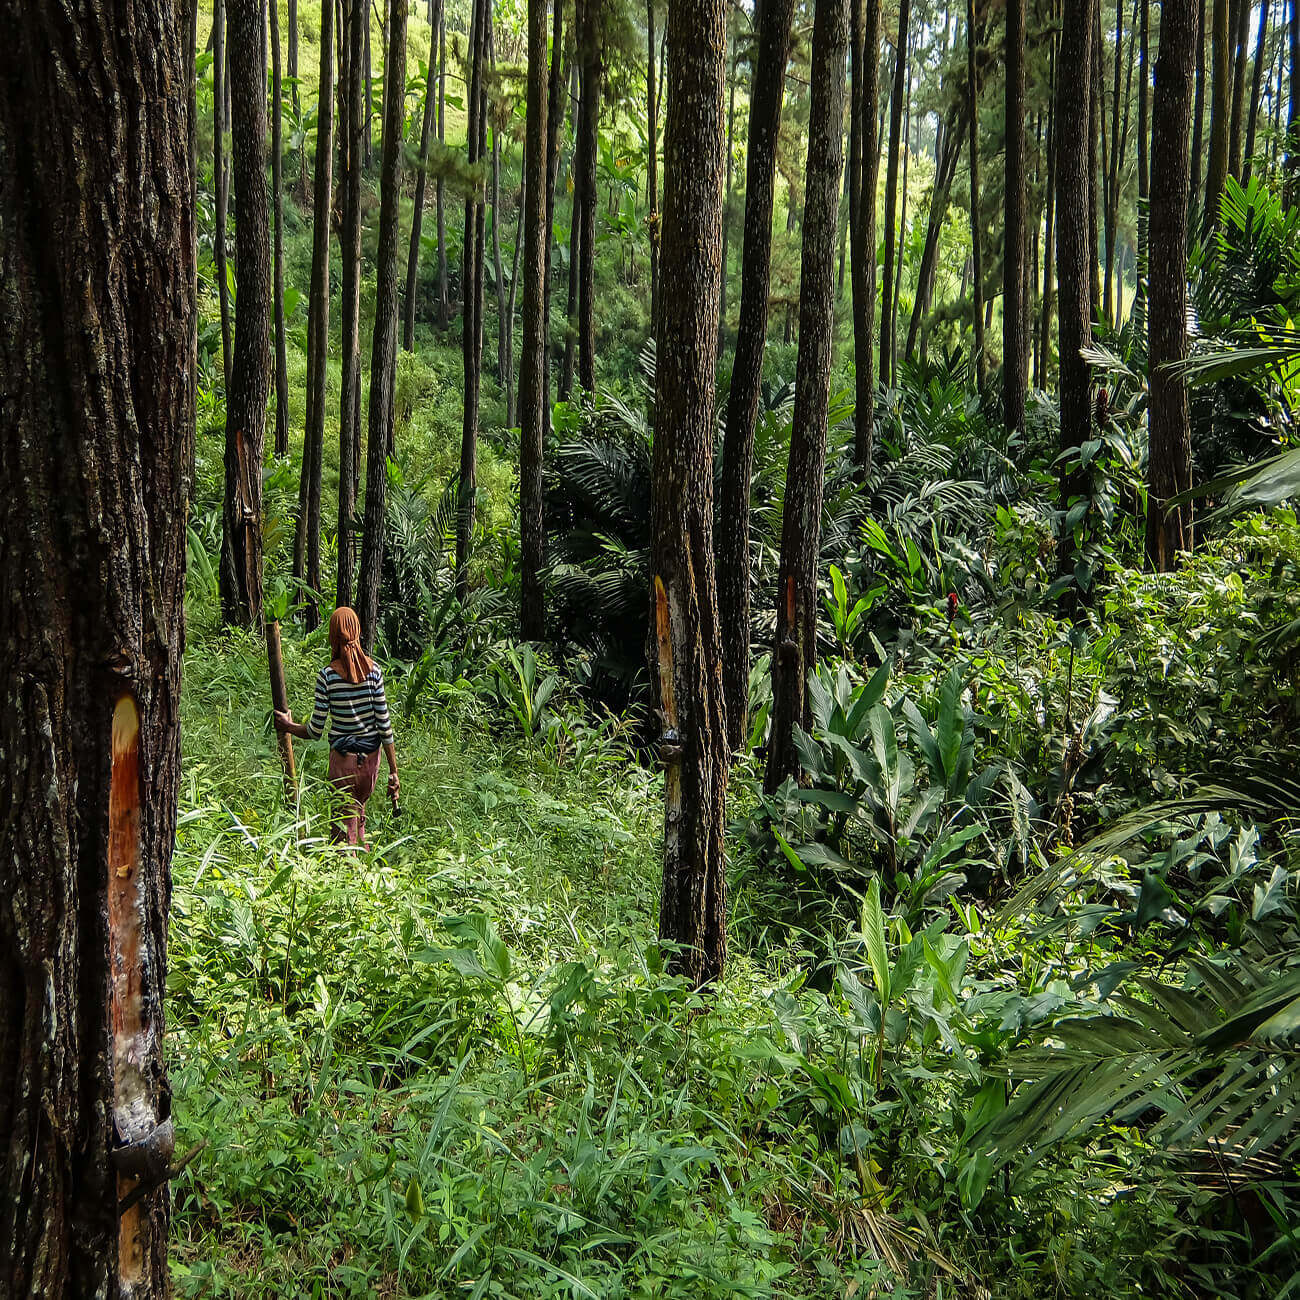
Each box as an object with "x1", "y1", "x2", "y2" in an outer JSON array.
[
  {"x1": 851, "y1": 0, "x2": 882, "y2": 469},
  {"x1": 1286, "y1": 0, "x2": 1299, "y2": 206},
  {"x1": 491, "y1": 33, "x2": 508, "y2": 392},
  {"x1": 1147, "y1": 0, "x2": 1198, "y2": 569},
  {"x1": 576, "y1": 0, "x2": 604, "y2": 392},
  {"x1": 719, "y1": 43, "x2": 738, "y2": 333},
  {"x1": 456, "y1": 0, "x2": 489, "y2": 603},
  {"x1": 1138, "y1": 0, "x2": 1150, "y2": 221},
  {"x1": 764, "y1": 0, "x2": 850, "y2": 796},
  {"x1": 651, "y1": 0, "x2": 731, "y2": 988},
  {"x1": 1240, "y1": 0, "x2": 1269, "y2": 183},
  {"x1": 437, "y1": 7, "x2": 449, "y2": 326},
  {"x1": 716, "y1": 0, "x2": 797, "y2": 752},
  {"x1": 0, "y1": 4, "x2": 192, "y2": 1291},
  {"x1": 363, "y1": 8, "x2": 373, "y2": 168},
  {"x1": 544, "y1": 0, "x2": 567, "y2": 398},
  {"x1": 270, "y1": 0, "x2": 290, "y2": 459},
  {"x1": 356, "y1": 0, "x2": 408, "y2": 647},
  {"x1": 1190, "y1": 0, "x2": 1207, "y2": 215},
  {"x1": 878, "y1": 0, "x2": 909, "y2": 386},
  {"x1": 561, "y1": 58, "x2": 581, "y2": 399},
  {"x1": 892, "y1": 71, "x2": 910, "y2": 360},
  {"x1": 1227, "y1": 0, "x2": 1251, "y2": 175},
  {"x1": 214, "y1": 0, "x2": 233, "y2": 388},
  {"x1": 966, "y1": 0, "x2": 986, "y2": 385},
  {"x1": 1057, "y1": 0, "x2": 1095, "y2": 580},
  {"x1": 906, "y1": 111, "x2": 964, "y2": 357},
  {"x1": 1204, "y1": 0, "x2": 1231, "y2": 227},
  {"x1": 404, "y1": 0, "x2": 443, "y2": 351},
  {"x1": 520, "y1": 0, "x2": 550, "y2": 641},
  {"x1": 646, "y1": 0, "x2": 660, "y2": 328},
  {"x1": 220, "y1": 0, "x2": 272, "y2": 630},
  {"x1": 1038, "y1": 18, "x2": 1058, "y2": 389},
  {"x1": 336, "y1": 0, "x2": 365, "y2": 608},
  {"x1": 1103, "y1": 0, "x2": 1123, "y2": 326},
  {"x1": 295, "y1": 0, "x2": 335, "y2": 630},
  {"x1": 506, "y1": 190, "x2": 523, "y2": 429},
  {"x1": 1004, "y1": 0, "x2": 1028, "y2": 432},
  {"x1": 1089, "y1": 7, "x2": 1103, "y2": 321},
  {"x1": 289, "y1": 0, "x2": 299, "y2": 119}
]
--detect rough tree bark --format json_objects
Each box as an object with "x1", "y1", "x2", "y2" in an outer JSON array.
[
  {"x1": 1204, "y1": 0, "x2": 1230, "y2": 227},
  {"x1": 437, "y1": 6, "x2": 449, "y2": 326},
  {"x1": 647, "y1": 0, "x2": 660, "y2": 327},
  {"x1": 850, "y1": 0, "x2": 883, "y2": 471},
  {"x1": 519, "y1": 0, "x2": 550, "y2": 640},
  {"x1": 878, "y1": 0, "x2": 909, "y2": 386},
  {"x1": 1240, "y1": 0, "x2": 1269, "y2": 184},
  {"x1": 1190, "y1": 0, "x2": 1207, "y2": 215},
  {"x1": 1038, "y1": 17, "x2": 1058, "y2": 388},
  {"x1": 764, "y1": 0, "x2": 850, "y2": 796},
  {"x1": 336, "y1": 0, "x2": 365, "y2": 608},
  {"x1": 404, "y1": 0, "x2": 444, "y2": 351},
  {"x1": 220, "y1": 0, "x2": 272, "y2": 630},
  {"x1": 544, "y1": 0, "x2": 567, "y2": 399},
  {"x1": 1146, "y1": 0, "x2": 1199, "y2": 569},
  {"x1": 456, "y1": 0, "x2": 490, "y2": 604},
  {"x1": 294, "y1": 0, "x2": 335, "y2": 631},
  {"x1": 1227, "y1": 0, "x2": 1251, "y2": 176},
  {"x1": 1057, "y1": 0, "x2": 1095, "y2": 580},
  {"x1": 214, "y1": 0, "x2": 233, "y2": 388},
  {"x1": 576, "y1": 0, "x2": 604, "y2": 392},
  {"x1": 270, "y1": 0, "x2": 290, "y2": 459},
  {"x1": 719, "y1": 40, "x2": 738, "y2": 333},
  {"x1": 357, "y1": 0, "x2": 408, "y2": 648},
  {"x1": 561, "y1": 57, "x2": 582, "y2": 399},
  {"x1": 716, "y1": 0, "x2": 797, "y2": 751},
  {"x1": 966, "y1": 0, "x2": 986, "y2": 385},
  {"x1": 1004, "y1": 0, "x2": 1028, "y2": 432},
  {"x1": 652, "y1": 0, "x2": 731, "y2": 988},
  {"x1": 0, "y1": 1, "x2": 193, "y2": 1292}
]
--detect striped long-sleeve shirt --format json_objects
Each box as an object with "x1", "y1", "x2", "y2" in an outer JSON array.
[{"x1": 306, "y1": 664, "x2": 395, "y2": 747}]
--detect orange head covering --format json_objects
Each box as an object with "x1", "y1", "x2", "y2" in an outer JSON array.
[{"x1": 328, "y1": 607, "x2": 373, "y2": 684}]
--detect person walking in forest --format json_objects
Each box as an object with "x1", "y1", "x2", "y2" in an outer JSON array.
[{"x1": 274, "y1": 607, "x2": 400, "y2": 847}]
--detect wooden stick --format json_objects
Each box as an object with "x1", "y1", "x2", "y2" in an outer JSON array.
[{"x1": 265, "y1": 619, "x2": 298, "y2": 796}]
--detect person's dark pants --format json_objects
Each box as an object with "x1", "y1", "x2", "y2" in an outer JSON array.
[{"x1": 327, "y1": 747, "x2": 380, "y2": 847}]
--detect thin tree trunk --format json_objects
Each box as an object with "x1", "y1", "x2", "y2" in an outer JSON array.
[
  {"x1": 850, "y1": 0, "x2": 883, "y2": 471},
  {"x1": 456, "y1": 0, "x2": 489, "y2": 602},
  {"x1": 1103, "y1": 0, "x2": 1123, "y2": 326},
  {"x1": 906, "y1": 110, "x2": 964, "y2": 357},
  {"x1": 520, "y1": 0, "x2": 549, "y2": 641},
  {"x1": 404, "y1": 0, "x2": 443, "y2": 351},
  {"x1": 295, "y1": 0, "x2": 335, "y2": 630},
  {"x1": 878, "y1": 0, "x2": 910, "y2": 386},
  {"x1": 1038, "y1": 17, "x2": 1058, "y2": 388},
  {"x1": 765, "y1": 0, "x2": 849, "y2": 797},
  {"x1": 1058, "y1": 0, "x2": 1095, "y2": 581},
  {"x1": 1138, "y1": 0, "x2": 1150, "y2": 220},
  {"x1": 364, "y1": 7, "x2": 373, "y2": 167},
  {"x1": 647, "y1": 0, "x2": 660, "y2": 328},
  {"x1": 220, "y1": 0, "x2": 272, "y2": 630},
  {"x1": 1147, "y1": 0, "x2": 1198, "y2": 569},
  {"x1": 717, "y1": 0, "x2": 797, "y2": 751},
  {"x1": 356, "y1": 0, "x2": 408, "y2": 647},
  {"x1": 576, "y1": 0, "x2": 604, "y2": 392},
  {"x1": 1204, "y1": 0, "x2": 1231, "y2": 227},
  {"x1": 506, "y1": 189, "x2": 523, "y2": 429},
  {"x1": 1089, "y1": 20, "x2": 1102, "y2": 322},
  {"x1": 437, "y1": 7, "x2": 449, "y2": 325},
  {"x1": 651, "y1": 0, "x2": 731, "y2": 988},
  {"x1": 1227, "y1": 0, "x2": 1251, "y2": 176},
  {"x1": 270, "y1": 0, "x2": 290, "y2": 459},
  {"x1": 720, "y1": 43, "x2": 738, "y2": 332},
  {"x1": 289, "y1": 0, "x2": 299, "y2": 115},
  {"x1": 561, "y1": 57, "x2": 581, "y2": 398},
  {"x1": 214, "y1": 0, "x2": 233, "y2": 388},
  {"x1": 1190, "y1": 0, "x2": 1207, "y2": 215},
  {"x1": 1005, "y1": 0, "x2": 1028, "y2": 432},
  {"x1": 336, "y1": 0, "x2": 365, "y2": 608},
  {"x1": 544, "y1": 0, "x2": 567, "y2": 398},
  {"x1": 966, "y1": 0, "x2": 986, "y2": 384},
  {"x1": 1241, "y1": 0, "x2": 1270, "y2": 182},
  {"x1": 491, "y1": 32, "x2": 508, "y2": 392},
  {"x1": 1289, "y1": 0, "x2": 1300, "y2": 206},
  {"x1": 892, "y1": 72, "x2": 910, "y2": 364},
  {"x1": 0, "y1": 4, "x2": 192, "y2": 1290}
]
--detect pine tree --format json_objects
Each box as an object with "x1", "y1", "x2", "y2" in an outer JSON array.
[
  {"x1": 0, "y1": 1, "x2": 192, "y2": 1288},
  {"x1": 652, "y1": 0, "x2": 731, "y2": 987},
  {"x1": 765, "y1": 0, "x2": 851, "y2": 795}
]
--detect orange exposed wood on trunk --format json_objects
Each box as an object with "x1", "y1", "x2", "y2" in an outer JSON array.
[
  {"x1": 109, "y1": 693, "x2": 150, "y2": 1286},
  {"x1": 654, "y1": 575, "x2": 678, "y2": 730}
]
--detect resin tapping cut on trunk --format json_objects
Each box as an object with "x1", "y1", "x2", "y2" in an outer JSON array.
[{"x1": 109, "y1": 693, "x2": 164, "y2": 1293}]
